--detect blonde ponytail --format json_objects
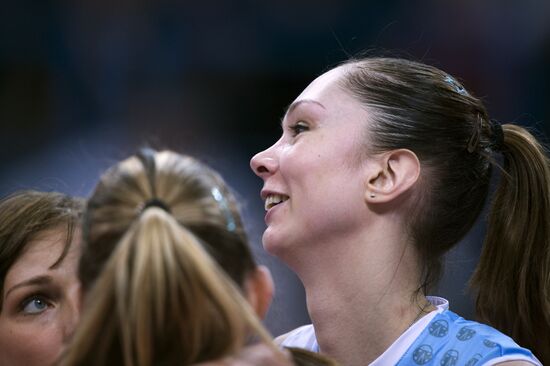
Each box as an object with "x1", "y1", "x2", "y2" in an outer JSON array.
[
  {"x1": 471, "y1": 124, "x2": 550, "y2": 364},
  {"x1": 59, "y1": 150, "x2": 292, "y2": 366},
  {"x1": 61, "y1": 206, "x2": 276, "y2": 366}
]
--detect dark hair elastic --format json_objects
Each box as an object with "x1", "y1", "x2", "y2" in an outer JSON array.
[
  {"x1": 135, "y1": 148, "x2": 171, "y2": 214},
  {"x1": 141, "y1": 198, "x2": 171, "y2": 214}
]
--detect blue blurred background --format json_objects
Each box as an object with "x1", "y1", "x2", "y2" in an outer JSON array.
[{"x1": 1, "y1": 0, "x2": 549, "y2": 335}]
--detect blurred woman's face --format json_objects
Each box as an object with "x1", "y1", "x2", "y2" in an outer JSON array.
[{"x1": 0, "y1": 226, "x2": 81, "y2": 366}]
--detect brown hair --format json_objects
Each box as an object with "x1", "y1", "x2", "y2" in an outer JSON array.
[
  {"x1": 60, "y1": 149, "x2": 337, "y2": 366},
  {"x1": 0, "y1": 190, "x2": 83, "y2": 309},
  {"x1": 340, "y1": 57, "x2": 549, "y2": 363}
]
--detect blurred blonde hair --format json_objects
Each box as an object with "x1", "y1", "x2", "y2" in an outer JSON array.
[{"x1": 60, "y1": 150, "x2": 274, "y2": 365}]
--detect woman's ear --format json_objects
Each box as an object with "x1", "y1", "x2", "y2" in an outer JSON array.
[
  {"x1": 365, "y1": 149, "x2": 420, "y2": 204},
  {"x1": 244, "y1": 265, "x2": 274, "y2": 319}
]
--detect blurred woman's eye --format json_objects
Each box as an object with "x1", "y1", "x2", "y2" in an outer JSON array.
[
  {"x1": 290, "y1": 121, "x2": 309, "y2": 136},
  {"x1": 20, "y1": 296, "x2": 51, "y2": 315}
]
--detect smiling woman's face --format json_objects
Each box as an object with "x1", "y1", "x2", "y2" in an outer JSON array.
[
  {"x1": 0, "y1": 227, "x2": 81, "y2": 366},
  {"x1": 250, "y1": 66, "x2": 373, "y2": 259}
]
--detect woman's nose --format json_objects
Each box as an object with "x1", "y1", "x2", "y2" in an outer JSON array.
[
  {"x1": 250, "y1": 147, "x2": 277, "y2": 178},
  {"x1": 62, "y1": 285, "x2": 81, "y2": 343}
]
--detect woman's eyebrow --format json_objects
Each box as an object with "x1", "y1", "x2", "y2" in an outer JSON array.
[
  {"x1": 280, "y1": 99, "x2": 326, "y2": 126},
  {"x1": 4, "y1": 275, "x2": 53, "y2": 300}
]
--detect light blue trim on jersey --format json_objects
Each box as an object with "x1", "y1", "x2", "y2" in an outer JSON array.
[{"x1": 396, "y1": 310, "x2": 540, "y2": 366}]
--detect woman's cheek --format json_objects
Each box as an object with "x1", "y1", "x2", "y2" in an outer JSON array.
[{"x1": 1, "y1": 322, "x2": 62, "y2": 365}]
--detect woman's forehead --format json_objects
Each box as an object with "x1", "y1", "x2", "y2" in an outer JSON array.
[
  {"x1": 6, "y1": 228, "x2": 76, "y2": 282},
  {"x1": 296, "y1": 67, "x2": 347, "y2": 100}
]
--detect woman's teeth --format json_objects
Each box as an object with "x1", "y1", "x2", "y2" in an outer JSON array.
[{"x1": 265, "y1": 194, "x2": 289, "y2": 210}]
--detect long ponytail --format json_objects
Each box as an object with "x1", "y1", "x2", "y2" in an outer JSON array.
[
  {"x1": 338, "y1": 57, "x2": 547, "y2": 362},
  {"x1": 471, "y1": 124, "x2": 550, "y2": 363},
  {"x1": 60, "y1": 150, "x2": 338, "y2": 366},
  {"x1": 60, "y1": 208, "x2": 277, "y2": 366}
]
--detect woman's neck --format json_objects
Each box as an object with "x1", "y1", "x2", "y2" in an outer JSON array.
[{"x1": 291, "y1": 227, "x2": 431, "y2": 366}]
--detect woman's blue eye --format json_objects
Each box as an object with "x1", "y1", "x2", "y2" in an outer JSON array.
[{"x1": 21, "y1": 296, "x2": 49, "y2": 314}]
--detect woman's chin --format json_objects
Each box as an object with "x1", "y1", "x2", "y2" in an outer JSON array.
[{"x1": 262, "y1": 231, "x2": 287, "y2": 258}]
